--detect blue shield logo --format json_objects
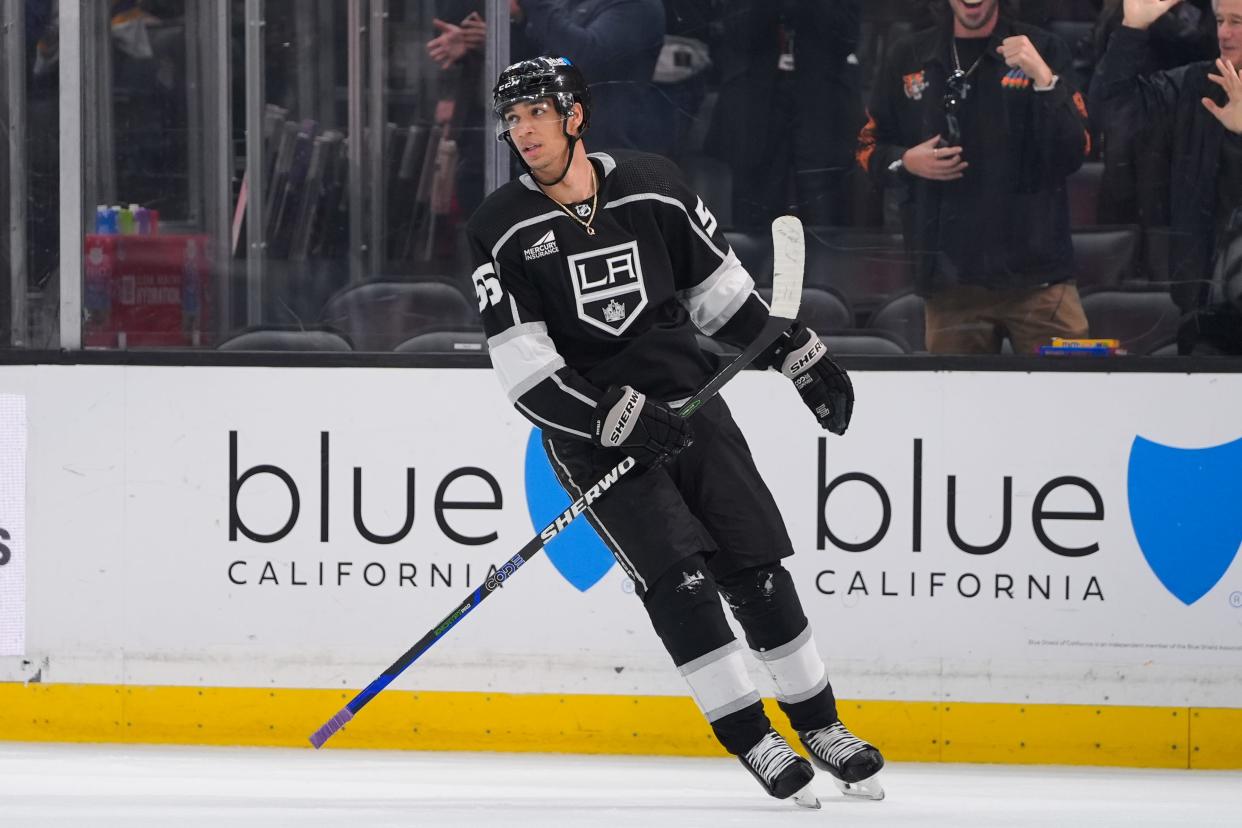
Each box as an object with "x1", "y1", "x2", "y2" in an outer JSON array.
[
  {"x1": 1127, "y1": 436, "x2": 1242, "y2": 605},
  {"x1": 523, "y1": 429, "x2": 615, "y2": 591}
]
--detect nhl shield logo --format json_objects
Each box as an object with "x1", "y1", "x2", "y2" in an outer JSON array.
[
  {"x1": 567, "y1": 240, "x2": 647, "y2": 335},
  {"x1": 1127, "y1": 436, "x2": 1242, "y2": 605}
]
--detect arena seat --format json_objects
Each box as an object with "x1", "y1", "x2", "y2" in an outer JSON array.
[
  {"x1": 394, "y1": 328, "x2": 488, "y2": 354},
  {"x1": 320, "y1": 280, "x2": 478, "y2": 351},
  {"x1": 866, "y1": 290, "x2": 925, "y2": 352},
  {"x1": 1080, "y1": 286, "x2": 1182, "y2": 355},
  {"x1": 1071, "y1": 226, "x2": 1140, "y2": 290},
  {"x1": 217, "y1": 326, "x2": 354, "y2": 351},
  {"x1": 825, "y1": 330, "x2": 910, "y2": 355},
  {"x1": 757, "y1": 286, "x2": 853, "y2": 333},
  {"x1": 724, "y1": 230, "x2": 773, "y2": 285},
  {"x1": 803, "y1": 228, "x2": 913, "y2": 316},
  {"x1": 1066, "y1": 161, "x2": 1103, "y2": 228}
]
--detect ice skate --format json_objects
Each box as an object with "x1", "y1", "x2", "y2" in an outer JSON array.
[
  {"x1": 798, "y1": 720, "x2": 885, "y2": 800},
  {"x1": 738, "y1": 729, "x2": 820, "y2": 808}
]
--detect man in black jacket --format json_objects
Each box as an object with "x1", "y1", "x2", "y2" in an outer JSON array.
[
  {"x1": 513, "y1": 0, "x2": 666, "y2": 151},
  {"x1": 857, "y1": 0, "x2": 1093, "y2": 354},
  {"x1": 1091, "y1": 0, "x2": 1242, "y2": 349},
  {"x1": 704, "y1": 1, "x2": 864, "y2": 227}
]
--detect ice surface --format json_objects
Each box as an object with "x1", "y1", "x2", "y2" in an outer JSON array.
[{"x1": 2, "y1": 742, "x2": 1240, "y2": 827}]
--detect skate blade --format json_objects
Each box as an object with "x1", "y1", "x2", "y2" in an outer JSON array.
[
  {"x1": 834, "y1": 775, "x2": 884, "y2": 801},
  {"x1": 791, "y1": 782, "x2": 821, "y2": 809}
]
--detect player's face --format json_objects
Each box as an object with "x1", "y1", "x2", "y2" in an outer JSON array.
[
  {"x1": 948, "y1": 0, "x2": 999, "y2": 34},
  {"x1": 1219, "y1": 0, "x2": 1242, "y2": 66},
  {"x1": 499, "y1": 99, "x2": 579, "y2": 173}
]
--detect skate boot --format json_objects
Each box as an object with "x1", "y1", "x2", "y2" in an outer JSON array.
[
  {"x1": 738, "y1": 729, "x2": 819, "y2": 809},
  {"x1": 798, "y1": 720, "x2": 885, "y2": 800}
]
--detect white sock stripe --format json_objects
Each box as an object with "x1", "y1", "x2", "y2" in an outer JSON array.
[
  {"x1": 680, "y1": 644, "x2": 759, "y2": 721},
  {"x1": 750, "y1": 623, "x2": 812, "y2": 662},
  {"x1": 753, "y1": 630, "x2": 828, "y2": 702}
]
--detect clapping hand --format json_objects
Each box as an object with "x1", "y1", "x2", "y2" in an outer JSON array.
[
  {"x1": 1205, "y1": 58, "x2": 1242, "y2": 135},
  {"x1": 427, "y1": 18, "x2": 468, "y2": 69},
  {"x1": 1121, "y1": 0, "x2": 1183, "y2": 30}
]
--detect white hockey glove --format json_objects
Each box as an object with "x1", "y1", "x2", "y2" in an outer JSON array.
[
  {"x1": 591, "y1": 385, "x2": 694, "y2": 468},
  {"x1": 765, "y1": 325, "x2": 854, "y2": 435}
]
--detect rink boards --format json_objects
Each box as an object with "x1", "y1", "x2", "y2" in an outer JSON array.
[{"x1": 0, "y1": 365, "x2": 1239, "y2": 767}]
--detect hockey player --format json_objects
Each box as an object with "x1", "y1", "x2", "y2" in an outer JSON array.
[{"x1": 466, "y1": 55, "x2": 884, "y2": 807}]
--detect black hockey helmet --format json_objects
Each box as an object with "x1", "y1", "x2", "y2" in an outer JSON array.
[
  {"x1": 492, "y1": 56, "x2": 591, "y2": 185},
  {"x1": 492, "y1": 55, "x2": 591, "y2": 132}
]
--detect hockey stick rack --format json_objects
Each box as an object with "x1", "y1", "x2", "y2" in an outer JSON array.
[{"x1": 309, "y1": 216, "x2": 805, "y2": 749}]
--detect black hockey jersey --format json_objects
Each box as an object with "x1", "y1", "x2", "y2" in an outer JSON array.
[{"x1": 465, "y1": 151, "x2": 770, "y2": 442}]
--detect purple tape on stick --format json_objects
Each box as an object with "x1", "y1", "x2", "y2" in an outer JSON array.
[{"x1": 309, "y1": 707, "x2": 355, "y2": 749}]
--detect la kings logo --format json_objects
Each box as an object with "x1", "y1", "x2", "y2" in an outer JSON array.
[
  {"x1": 524, "y1": 230, "x2": 559, "y2": 261},
  {"x1": 567, "y1": 240, "x2": 647, "y2": 335}
]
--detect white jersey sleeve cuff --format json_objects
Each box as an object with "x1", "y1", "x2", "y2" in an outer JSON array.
[{"x1": 488, "y1": 323, "x2": 565, "y2": 403}]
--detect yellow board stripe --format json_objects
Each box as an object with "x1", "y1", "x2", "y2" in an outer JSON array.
[{"x1": 1, "y1": 684, "x2": 1239, "y2": 769}]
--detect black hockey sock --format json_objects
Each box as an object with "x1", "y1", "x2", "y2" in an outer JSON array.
[
  {"x1": 642, "y1": 555, "x2": 771, "y2": 755},
  {"x1": 717, "y1": 564, "x2": 838, "y2": 732}
]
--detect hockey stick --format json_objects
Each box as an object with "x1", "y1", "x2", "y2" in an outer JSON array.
[{"x1": 309, "y1": 216, "x2": 805, "y2": 749}]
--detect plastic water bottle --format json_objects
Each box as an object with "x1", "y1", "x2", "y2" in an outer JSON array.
[{"x1": 118, "y1": 205, "x2": 135, "y2": 235}]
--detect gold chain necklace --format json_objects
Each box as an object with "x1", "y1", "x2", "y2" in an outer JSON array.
[{"x1": 546, "y1": 167, "x2": 599, "y2": 236}]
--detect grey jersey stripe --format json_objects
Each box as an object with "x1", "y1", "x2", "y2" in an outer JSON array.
[
  {"x1": 603, "y1": 192, "x2": 728, "y2": 261},
  {"x1": 516, "y1": 400, "x2": 592, "y2": 441},
  {"x1": 678, "y1": 639, "x2": 743, "y2": 676},
  {"x1": 490, "y1": 209, "x2": 569, "y2": 261}
]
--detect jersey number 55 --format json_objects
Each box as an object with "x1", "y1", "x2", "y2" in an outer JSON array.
[{"x1": 472, "y1": 263, "x2": 504, "y2": 311}]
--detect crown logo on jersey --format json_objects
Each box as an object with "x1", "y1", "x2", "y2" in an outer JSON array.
[{"x1": 603, "y1": 299, "x2": 627, "y2": 323}]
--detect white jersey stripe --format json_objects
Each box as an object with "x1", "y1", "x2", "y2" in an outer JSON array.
[
  {"x1": 676, "y1": 250, "x2": 756, "y2": 335},
  {"x1": 488, "y1": 327, "x2": 565, "y2": 402},
  {"x1": 751, "y1": 626, "x2": 830, "y2": 706},
  {"x1": 678, "y1": 640, "x2": 762, "y2": 723}
]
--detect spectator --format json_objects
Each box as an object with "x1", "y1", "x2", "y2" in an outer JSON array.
[
  {"x1": 1091, "y1": 0, "x2": 1242, "y2": 352},
  {"x1": 1090, "y1": 0, "x2": 1217, "y2": 225},
  {"x1": 704, "y1": 1, "x2": 865, "y2": 227},
  {"x1": 856, "y1": 0, "x2": 1092, "y2": 353},
  {"x1": 649, "y1": 0, "x2": 719, "y2": 161},
  {"x1": 425, "y1": 1, "x2": 489, "y2": 214},
  {"x1": 511, "y1": 0, "x2": 666, "y2": 151}
]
